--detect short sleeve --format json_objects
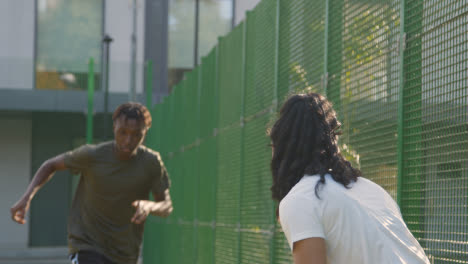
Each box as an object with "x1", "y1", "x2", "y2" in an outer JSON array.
[
  {"x1": 63, "y1": 144, "x2": 92, "y2": 175},
  {"x1": 279, "y1": 194, "x2": 325, "y2": 251},
  {"x1": 151, "y1": 152, "x2": 171, "y2": 198}
]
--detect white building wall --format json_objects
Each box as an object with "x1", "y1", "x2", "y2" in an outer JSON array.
[
  {"x1": 234, "y1": 0, "x2": 261, "y2": 25},
  {"x1": 0, "y1": 118, "x2": 32, "y2": 249},
  {"x1": 0, "y1": 0, "x2": 35, "y2": 90},
  {"x1": 106, "y1": 0, "x2": 146, "y2": 94}
]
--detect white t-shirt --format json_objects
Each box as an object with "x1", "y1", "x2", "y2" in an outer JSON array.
[{"x1": 279, "y1": 174, "x2": 430, "y2": 264}]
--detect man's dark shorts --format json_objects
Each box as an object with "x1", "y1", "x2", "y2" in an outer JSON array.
[{"x1": 69, "y1": 250, "x2": 116, "y2": 264}]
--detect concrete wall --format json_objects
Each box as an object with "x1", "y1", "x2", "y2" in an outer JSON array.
[
  {"x1": 0, "y1": 0, "x2": 35, "y2": 90},
  {"x1": 234, "y1": 0, "x2": 261, "y2": 25},
  {"x1": 0, "y1": 117, "x2": 32, "y2": 248},
  {"x1": 106, "y1": 0, "x2": 146, "y2": 94}
]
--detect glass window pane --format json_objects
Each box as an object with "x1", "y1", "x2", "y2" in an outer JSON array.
[
  {"x1": 168, "y1": 0, "x2": 195, "y2": 90},
  {"x1": 168, "y1": 0, "x2": 195, "y2": 68},
  {"x1": 36, "y1": 0, "x2": 102, "y2": 90},
  {"x1": 167, "y1": 0, "x2": 232, "y2": 90},
  {"x1": 198, "y1": 0, "x2": 232, "y2": 63}
]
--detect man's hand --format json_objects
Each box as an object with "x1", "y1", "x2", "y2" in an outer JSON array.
[
  {"x1": 10, "y1": 197, "x2": 31, "y2": 224},
  {"x1": 131, "y1": 200, "x2": 152, "y2": 224},
  {"x1": 131, "y1": 196, "x2": 173, "y2": 224},
  {"x1": 10, "y1": 154, "x2": 67, "y2": 225}
]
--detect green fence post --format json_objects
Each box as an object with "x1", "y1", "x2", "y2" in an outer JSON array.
[
  {"x1": 192, "y1": 66, "x2": 202, "y2": 263},
  {"x1": 396, "y1": 0, "x2": 405, "y2": 207},
  {"x1": 397, "y1": 0, "x2": 424, "y2": 246},
  {"x1": 212, "y1": 43, "x2": 220, "y2": 264},
  {"x1": 327, "y1": 0, "x2": 343, "y2": 114},
  {"x1": 236, "y1": 16, "x2": 248, "y2": 264},
  {"x1": 145, "y1": 60, "x2": 153, "y2": 108},
  {"x1": 87, "y1": 57, "x2": 94, "y2": 144},
  {"x1": 272, "y1": 0, "x2": 280, "y2": 110},
  {"x1": 323, "y1": 0, "x2": 329, "y2": 97},
  {"x1": 270, "y1": 0, "x2": 281, "y2": 263}
]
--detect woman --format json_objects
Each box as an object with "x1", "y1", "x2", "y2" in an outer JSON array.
[{"x1": 269, "y1": 93, "x2": 429, "y2": 264}]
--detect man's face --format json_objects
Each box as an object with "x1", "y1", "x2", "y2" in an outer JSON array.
[{"x1": 113, "y1": 116, "x2": 147, "y2": 159}]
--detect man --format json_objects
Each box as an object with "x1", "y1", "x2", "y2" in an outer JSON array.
[{"x1": 10, "y1": 102, "x2": 173, "y2": 264}]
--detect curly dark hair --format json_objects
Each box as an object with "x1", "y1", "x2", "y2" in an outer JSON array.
[
  {"x1": 112, "y1": 102, "x2": 152, "y2": 128},
  {"x1": 269, "y1": 93, "x2": 361, "y2": 202}
]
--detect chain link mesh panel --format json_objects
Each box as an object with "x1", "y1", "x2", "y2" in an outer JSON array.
[
  {"x1": 143, "y1": 0, "x2": 468, "y2": 263},
  {"x1": 277, "y1": 0, "x2": 326, "y2": 100},
  {"x1": 338, "y1": 0, "x2": 401, "y2": 198},
  {"x1": 401, "y1": 0, "x2": 468, "y2": 262}
]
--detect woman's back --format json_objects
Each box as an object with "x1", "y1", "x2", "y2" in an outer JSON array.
[{"x1": 279, "y1": 174, "x2": 430, "y2": 264}]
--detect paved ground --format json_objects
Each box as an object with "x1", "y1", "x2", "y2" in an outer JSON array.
[
  {"x1": 0, "y1": 248, "x2": 143, "y2": 264},
  {"x1": 0, "y1": 247, "x2": 68, "y2": 264},
  {"x1": 0, "y1": 260, "x2": 68, "y2": 264}
]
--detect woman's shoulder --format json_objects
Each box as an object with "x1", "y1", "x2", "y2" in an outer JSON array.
[
  {"x1": 278, "y1": 176, "x2": 326, "y2": 227},
  {"x1": 279, "y1": 190, "x2": 314, "y2": 219},
  {"x1": 280, "y1": 175, "x2": 323, "y2": 207}
]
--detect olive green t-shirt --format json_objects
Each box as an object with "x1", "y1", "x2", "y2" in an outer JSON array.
[{"x1": 64, "y1": 141, "x2": 170, "y2": 264}]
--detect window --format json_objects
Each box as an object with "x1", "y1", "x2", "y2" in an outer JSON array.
[
  {"x1": 168, "y1": 0, "x2": 233, "y2": 91},
  {"x1": 36, "y1": 0, "x2": 102, "y2": 90}
]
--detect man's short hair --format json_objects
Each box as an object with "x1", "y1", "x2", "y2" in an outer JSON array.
[{"x1": 112, "y1": 102, "x2": 152, "y2": 128}]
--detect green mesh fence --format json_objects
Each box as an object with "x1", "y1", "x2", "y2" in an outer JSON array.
[
  {"x1": 400, "y1": 1, "x2": 468, "y2": 262},
  {"x1": 143, "y1": 0, "x2": 468, "y2": 263}
]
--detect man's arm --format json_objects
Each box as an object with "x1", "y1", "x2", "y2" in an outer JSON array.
[
  {"x1": 10, "y1": 154, "x2": 68, "y2": 224},
  {"x1": 131, "y1": 189, "x2": 173, "y2": 224},
  {"x1": 292, "y1": 238, "x2": 327, "y2": 264}
]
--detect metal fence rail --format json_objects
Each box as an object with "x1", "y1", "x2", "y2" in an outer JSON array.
[{"x1": 143, "y1": 0, "x2": 468, "y2": 263}]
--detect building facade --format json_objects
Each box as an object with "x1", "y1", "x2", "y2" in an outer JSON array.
[{"x1": 0, "y1": 0, "x2": 259, "y2": 261}]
